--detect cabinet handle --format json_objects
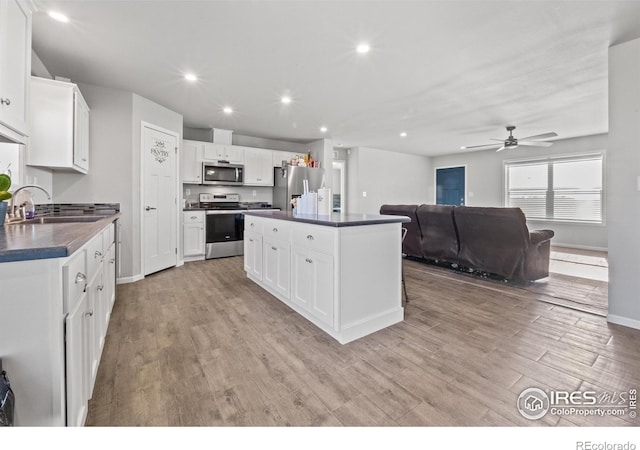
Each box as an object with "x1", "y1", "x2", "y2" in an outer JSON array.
[
  {"x1": 109, "y1": 259, "x2": 115, "y2": 264},
  {"x1": 306, "y1": 235, "x2": 314, "y2": 240},
  {"x1": 97, "y1": 285, "x2": 104, "y2": 291},
  {"x1": 82, "y1": 158, "x2": 87, "y2": 161},
  {"x1": 305, "y1": 258, "x2": 313, "y2": 264},
  {"x1": 272, "y1": 246, "x2": 277, "y2": 251},
  {"x1": 95, "y1": 250, "x2": 102, "y2": 258},
  {"x1": 191, "y1": 216, "x2": 198, "y2": 219},
  {"x1": 273, "y1": 227, "x2": 278, "y2": 232},
  {"x1": 249, "y1": 238, "x2": 254, "y2": 242},
  {"x1": 145, "y1": 206, "x2": 157, "y2": 211},
  {"x1": 0, "y1": 98, "x2": 10, "y2": 106},
  {"x1": 250, "y1": 223, "x2": 254, "y2": 227},
  {"x1": 85, "y1": 310, "x2": 94, "y2": 317}
]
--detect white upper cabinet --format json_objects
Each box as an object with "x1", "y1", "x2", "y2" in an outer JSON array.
[
  {"x1": 244, "y1": 147, "x2": 274, "y2": 186},
  {"x1": 0, "y1": 0, "x2": 34, "y2": 143},
  {"x1": 181, "y1": 139, "x2": 203, "y2": 184},
  {"x1": 28, "y1": 77, "x2": 90, "y2": 174},
  {"x1": 203, "y1": 142, "x2": 244, "y2": 164}
]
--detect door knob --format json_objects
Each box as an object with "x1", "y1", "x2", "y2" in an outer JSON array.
[{"x1": 145, "y1": 206, "x2": 157, "y2": 211}]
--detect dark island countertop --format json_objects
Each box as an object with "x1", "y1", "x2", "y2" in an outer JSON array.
[
  {"x1": 0, "y1": 213, "x2": 120, "y2": 263},
  {"x1": 244, "y1": 210, "x2": 410, "y2": 227}
]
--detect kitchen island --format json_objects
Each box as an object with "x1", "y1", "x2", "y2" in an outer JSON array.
[{"x1": 243, "y1": 210, "x2": 410, "y2": 344}]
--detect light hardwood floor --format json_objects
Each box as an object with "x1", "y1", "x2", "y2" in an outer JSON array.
[{"x1": 86, "y1": 257, "x2": 640, "y2": 426}]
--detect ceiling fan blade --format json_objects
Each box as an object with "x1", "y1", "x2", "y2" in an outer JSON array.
[
  {"x1": 460, "y1": 143, "x2": 502, "y2": 150},
  {"x1": 519, "y1": 140, "x2": 553, "y2": 147},
  {"x1": 495, "y1": 145, "x2": 507, "y2": 152},
  {"x1": 520, "y1": 132, "x2": 558, "y2": 141}
]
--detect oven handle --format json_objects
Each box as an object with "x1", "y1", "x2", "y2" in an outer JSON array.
[{"x1": 206, "y1": 210, "x2": 246, "y2": 215}]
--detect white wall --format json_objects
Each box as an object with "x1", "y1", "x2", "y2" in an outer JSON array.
[
  {"x1": 429, "y1": 134, "x2": 608, "y2": 250},
  {"x1": 608, "y1": 38, "x2": 640, "y2": 329},
  {"x1": 132, "y1": 94, "x2": 183, "y2": 278},
  {"x1": 53, "y1": 83, "x2": 134, "y2": 276},
  {"x1": 347, "y1": 146, "x2": 431, "y2": 214}
]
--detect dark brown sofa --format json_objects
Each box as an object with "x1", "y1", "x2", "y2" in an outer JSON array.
[{"x1": 380, "y1": 204, "x2": 554, "y2": 281}]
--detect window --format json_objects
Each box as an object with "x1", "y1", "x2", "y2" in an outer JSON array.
[{"x1": 505, "y1": 153, "x2": 604, "y2": 224}]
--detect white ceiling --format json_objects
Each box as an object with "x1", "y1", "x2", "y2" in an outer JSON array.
[{"x1": 31, "y1": 1, "x2": 640, "y2": 156}]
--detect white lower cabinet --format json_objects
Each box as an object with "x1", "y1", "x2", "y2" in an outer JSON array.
[
  {"x1": 244, "y1": 231, "x2": 263, "y2": 280},
  {"x1": 291, "y1": 246, "x2": 334, "y2": 327},
  {"x1": 64, "y1": 290, "x2": 89, "y2": 427},
  {"x1": 263, "y1": 236, "x2": 291, "y2": 300},
  {"x1": 183, "y1": 211, "x2": 205, "y2": 258},
  {"x1": 63, "y1": 221, "x2": 116, "y2": 425}
]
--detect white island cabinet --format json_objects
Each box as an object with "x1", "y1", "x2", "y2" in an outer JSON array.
[{"x1": 244, "y1": 211, "x2": 409, "y2": 344}]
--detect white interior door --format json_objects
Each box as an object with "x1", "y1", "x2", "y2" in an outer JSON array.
[{"x1": 143, "y1": 124, "x2": 177, "y2": 275}]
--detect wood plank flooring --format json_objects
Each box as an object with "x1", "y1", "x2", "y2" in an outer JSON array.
[{"x1": 86, "y1": 257, "x2": 640, "y2": 426}]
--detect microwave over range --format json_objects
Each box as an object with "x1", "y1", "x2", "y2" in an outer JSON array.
[{"x1": 202, "y1": 162, "x2": 244, "y2": 186}]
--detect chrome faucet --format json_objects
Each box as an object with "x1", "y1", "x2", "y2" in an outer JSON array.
[{"x1": 9, "y1": 185, "x2": 52, "y2": 219}]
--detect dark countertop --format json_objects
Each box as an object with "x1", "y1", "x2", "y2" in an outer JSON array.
[
  {"x1": 244, "y1": 210, "x2": 411, "y2": 227},
  {"x1": 0, "y1": 213, "x2": 120, "y2": 263}
]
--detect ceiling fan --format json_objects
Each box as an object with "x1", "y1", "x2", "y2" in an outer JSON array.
[{"x1": 461, "y1": 126, "x2": 558, "y2": 152}]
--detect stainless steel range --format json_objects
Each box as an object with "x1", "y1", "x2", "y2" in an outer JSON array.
[{"x1": 199, "y1": 193, "x2": 276, "y2": 259}]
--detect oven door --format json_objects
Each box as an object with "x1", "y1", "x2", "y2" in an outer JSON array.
[
  {"x1": 205, "y1": 211, "x2": 245, "y2": 259},
  {"x1": 202, "y1": 164, "x2": 244, "y2": 185}
]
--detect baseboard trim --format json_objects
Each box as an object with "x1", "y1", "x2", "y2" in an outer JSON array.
[
  {"x1": 552, "y1": 243, "x2": 608, "y2": 252},
  {"x1": 607, "y1": 314, "x2": 640, "y2": 330},
  {"x1": 116, "y1": 274, "x2": 144, "y2": 285}
]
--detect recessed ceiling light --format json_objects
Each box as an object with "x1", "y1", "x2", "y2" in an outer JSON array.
[
  {"x1": 400, "y1": 132, "x2": 407, "y2": 137},
  {"x1": 184, "y1": 73, "x2": 197, "y2": 82},
  {"x1": 48, "y1": 11, "x2": 69, "y2": 23},
  {"x1": 356, "y1": 43, "x2": 370, "y2": 54},
  {"x1": 223, "y1": 106, "x2": 233, "y2": 114},
  {"x1": 281, "y1": 96, "x2": 292, "y2": 104},
  {"x1": 320, "y1": 126, "x2": 328, "y2": 133}
]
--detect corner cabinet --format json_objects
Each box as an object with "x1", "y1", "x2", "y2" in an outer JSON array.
[
  {"x1": 0, "y1": 0, "x2": 34, "y2": 143},
  {"x1": 28, "y1": 77, "x2": 90, "y2": 174}
]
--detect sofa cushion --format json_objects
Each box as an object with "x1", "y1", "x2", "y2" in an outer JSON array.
[
  {"x1": 454, "y1": 206, "x2": 530, "y2": 279},
  {"x1": 379, "y1": 204, "x2": 422, "y2": 258},
  {"x1": 416, "y1": 204, "x2": 459, "y2": 264}
]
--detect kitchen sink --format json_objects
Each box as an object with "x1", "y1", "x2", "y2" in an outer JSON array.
[{"x1": 9, "y1": 215, "x2": 105, "y2": 225}]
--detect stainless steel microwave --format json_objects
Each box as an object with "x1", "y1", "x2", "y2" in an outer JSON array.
[{"x1": 202, "y1": 163, "x2": 244, "y2": 186}]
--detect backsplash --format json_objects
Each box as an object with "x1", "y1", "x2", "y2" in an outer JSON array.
[
  {"x1": 34, "y1": 203, "x2": 120, "y2": 216},
  {"x1": 183, "y1": 184, "x2": 273, "y2": 205}
]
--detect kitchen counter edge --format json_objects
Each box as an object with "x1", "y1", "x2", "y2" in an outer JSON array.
[
  {"x1": 243, "y1": 210, "x2": 410, "y2": 227},
  {"x1": 0, "y1": 213, "x2": 121, "y2": 263}
]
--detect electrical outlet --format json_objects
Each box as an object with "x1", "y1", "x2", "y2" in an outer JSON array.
[
  {"x1": 185, "y1": 188, "x2": 191, "y2": 196},
  {"x1": 252, "y1": 190, "x2": 257, "y2": 197},
  {"x1": 362, "y1": 191, "x2": 367, "y2": 197}
]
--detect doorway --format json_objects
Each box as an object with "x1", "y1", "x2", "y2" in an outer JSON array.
[
  {"x1": 141, "y1": 123, "x2": 178, "y2": 276},
  {"x1": 332, "y1": 160, "x2": 346, "y2": 213},
  {"x1": 435, "y1": 166, "x2": 466, "y2": 206}
]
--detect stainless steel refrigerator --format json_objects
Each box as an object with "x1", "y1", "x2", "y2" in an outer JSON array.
[{"x1": 273, "y1": 166, "x2": 326, "y2": 212}]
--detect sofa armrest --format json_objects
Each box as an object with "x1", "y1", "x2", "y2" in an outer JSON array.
[{"x1": 529, "y1": 229, "x2": 554, "y2": 246}]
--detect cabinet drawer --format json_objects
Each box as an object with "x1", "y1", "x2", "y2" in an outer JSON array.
[
  {"x1": 183, "y1": 211, "x2": 204, "y2": 224},
  {"x1": 264, "y1": 220, "x2": 291, "y2": 240},
  {"x1": 292, "y1": 224, "x2": 335, "y2": 254},
  {"x1": 244, "y1": 216, "x2": 264, "y2": 234},
  {"x1": 86, "y1": 232, "x2": 104, "y2": 279},
  {"x1": 63, "y1": 249, "x2": 87, "y2": 313}
]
